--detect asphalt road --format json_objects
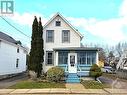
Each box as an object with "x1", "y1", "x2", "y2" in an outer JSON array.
[
  {"x1": 99, "y1": 76, "x2": 127, "y2": 89},
  {"x1": 0, "y1": 73, "x2": 28, "y2": 88}
]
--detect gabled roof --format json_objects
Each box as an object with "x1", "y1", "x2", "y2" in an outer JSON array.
[
  {"x1": 0, "y1": 31, "x2": 17, "y2": 44},
  {"x1": 44, "y1": 12, "x2": 84, "y2": 39},
  {"x1": 0, "y1": 31, "x2": 28, "y2": 52}
]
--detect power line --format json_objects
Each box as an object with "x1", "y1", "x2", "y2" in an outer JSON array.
[{"x1": 0, "y1": 16, "x2": 31, "y2": 39}]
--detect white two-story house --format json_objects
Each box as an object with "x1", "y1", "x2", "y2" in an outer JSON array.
[
  {"x1": 43, "y1": 13, "x2": 98, "y2": 82},
  {"x1": 0, "y1": 31, "x2": 28, "y2": 76}
]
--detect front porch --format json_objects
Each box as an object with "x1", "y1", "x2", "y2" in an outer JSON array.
[
  {"x1": 53, "y1": 47, "x2": 98, "y2": 83},
  {"x1": 58, "y1": 64, "x2": 92, "y2": 77}
]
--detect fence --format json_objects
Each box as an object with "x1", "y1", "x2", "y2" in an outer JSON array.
[{"x1": 116, "y1": 69, "x2": 127, "y2": 79}]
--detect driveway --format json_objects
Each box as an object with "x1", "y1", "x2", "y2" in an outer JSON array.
[
  {"x1": 99, "y1": 76, "x2": 127, "y2": 89},
  {"x1": 0, "y1": 73, "x2": 28, "y2": 88}
]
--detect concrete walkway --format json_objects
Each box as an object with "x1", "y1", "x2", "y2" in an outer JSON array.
[
  {"x1": 0, "y1": 73, "x2": 28, "y2": 88},
  {"x1": 66, "y1": 83, "x2": 85, "y2": 89},
  {"x1": 0, "y1": 89, "x2": 127, "y2": 94}
]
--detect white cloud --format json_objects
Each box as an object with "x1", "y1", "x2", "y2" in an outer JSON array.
[
  {"x1": 67, "y1": 17, "x2": 127, "y2": 44},
  {"x1": 5, "y1": 0, "x2": 127, "y2": 46},
  {"x1": 119, "y1": 0, "x2": 127, "y2": 17},
  {"x1": 8, "y1": 12, "x2": 48, "y2": 27}
]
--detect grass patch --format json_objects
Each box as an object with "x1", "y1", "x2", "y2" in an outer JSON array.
[
  {"x1": 9, "y1": 80, "x2": 66, "y2": 89},
  {"x1": 81, "y1": 80, "x2": 103, "y2": 89}
]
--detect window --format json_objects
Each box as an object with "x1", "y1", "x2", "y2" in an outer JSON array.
[
  {"x1": 77, "y1": 52, "x2": 87, "y2": 65},
  {"x1": 87, "y1": 53, "x2": 91, "y2": 65},
  {"x1": 62, "y1": 30, "x2": 70, "y2": 43},
  {"x1": 70, "y1": 55, "x2": 75, "y2": 66},
  {"x1": 77, "y1": 51, "x2": 96, "y2": 65},
  {"x1": 58, "y1": 52, "x2": 68, "y2": 65},
  {"x1": 17, "y1": 47, "x2": 19, "y2": 53},
  {"x1": 46, "y1": 30, "x2": 54, "y2": 42},
  {"x1": 46, "y1": 51, "x2": 53, "y2": 65},
  {"x1": 16, "y1": 59, "x2": 19, "y2": 68},
  {"x1": 56, "y1": 21, "x2": 61, "y2": 26},
  {"x1": 0, "y1": 40, "x2": 1, "y2": 48}
]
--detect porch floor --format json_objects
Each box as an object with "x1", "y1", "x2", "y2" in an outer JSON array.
[{"x1": 66, "y1": 83, "x2": 85, "y2": 89}]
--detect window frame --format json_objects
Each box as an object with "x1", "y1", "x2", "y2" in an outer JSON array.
[
  {"x1": 46, "y1": 30, "x2": 54, "y2": 43},
  {"x1": 58, "y1": 51, "x2": 68, "y2": 65},
  {"x1": 55, "y1": 21, "x2": 61, "y2": 26},
  {"x1": 46, "y1": 51, "x2": 54, "y2": 65},
  {"x1": 62, "y1": 30, "x2": 70, "y2": 43},
  {"x1": 17, "y1": 47, "x2": 19, "y2": 53},
  {"x1": 0, "y1": 40, "x2": 1, "y2": 48},
  {"x1": 16, "y1": 58, "x2": 19, "y2": 68},
  {"x1": 77, "y1": 51, "x2": 96, "y2": 65}
]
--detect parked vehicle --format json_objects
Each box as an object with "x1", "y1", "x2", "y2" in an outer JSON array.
[{"x1": 101, "y1": 66, "x2": 116, "y2": 73}]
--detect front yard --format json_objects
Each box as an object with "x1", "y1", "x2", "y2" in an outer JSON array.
[
  {"x1": 81, "y1": 80, "x2": 111, "y2": 89},
  {"x1": 9, "y1": 80, "x2": 66, "y2": 89},
  {"x1": 7, "y1": 73, "x2": 127, "y2": 89}
]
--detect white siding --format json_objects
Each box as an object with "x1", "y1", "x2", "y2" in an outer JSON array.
[
  {"x1": 0, "y1": 41, "x2": 27, "y2": 75},
  {"x1": 43, "y1": 15, "x2": 81, "y2": 72}
]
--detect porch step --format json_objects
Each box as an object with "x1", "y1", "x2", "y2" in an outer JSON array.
[{"x1": 66, "y1": 73, "x2": 80, "y2": 83}]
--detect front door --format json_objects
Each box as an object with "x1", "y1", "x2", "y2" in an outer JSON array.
[{"x1": 68, "y1": 53, "x2": 77, "y2": 73}]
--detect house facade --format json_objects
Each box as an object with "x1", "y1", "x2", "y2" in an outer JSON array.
[
  {"x1": 43, "y1": 13, "x2": 98, "y2": 78},
  {"x1": 0, "y1": 32, "x2": 28, "y2": 76}
]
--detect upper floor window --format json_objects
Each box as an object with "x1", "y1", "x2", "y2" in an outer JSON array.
[
  {"x1": 0, "y1": 40, "x2": 1, "y2": 48},
  {"x1": 56, "y1": 21, "x2": 61, "y2": 26},
  {"x1": 46, "y1": 30, "x2": 54, "y2": 42},
  {"x1": 62, "y1": 30, "x2": 70, "y2": 43},
  {"x1": 17, "y1": 47, "x2": 19, "y2": 53}
]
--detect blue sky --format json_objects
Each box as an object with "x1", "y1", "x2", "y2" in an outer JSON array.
[{"x1": 0, "y1": 0, "x2": 127, "y2": 48}]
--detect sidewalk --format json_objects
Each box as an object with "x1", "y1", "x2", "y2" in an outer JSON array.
[
  {"x1": 0, "y1": 89, "x2": 127, "y2": 94},
  {"x1": 66, "y1": 83, "x2": 85, "y2": 89}
]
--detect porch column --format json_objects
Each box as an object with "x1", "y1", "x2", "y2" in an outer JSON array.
[
  {"x1": 96, "y1": 52, "x2": 99, "y2": 65},
  {"x1": 55, "y1": 51, "x2": 58, "y2": 66}
]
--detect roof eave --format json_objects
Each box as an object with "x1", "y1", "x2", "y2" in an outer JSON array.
[{"x1": 43, "y1": 12, "x2": 84, "y2": 38}]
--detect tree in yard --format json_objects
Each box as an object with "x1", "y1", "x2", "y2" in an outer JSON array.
[
  {"x1": 89, "y1": 64, "x2": 102, "y2": 80},
  {"x1": 108, "y1": 51, "x2": 116, "y2": 68},
  {"x1": 36, "y1": 17, "x2": 44, "y2": 77},
  {"x1": 28, "y1": 16, "x2": 44, "y2": 78},
  {"x1": 98, "y1": 48, "x2": 107, "y2": 66}
]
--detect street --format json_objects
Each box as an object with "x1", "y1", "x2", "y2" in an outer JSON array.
[{"x1": 99, "y1": 76, "x2": 127, "y2": 89}]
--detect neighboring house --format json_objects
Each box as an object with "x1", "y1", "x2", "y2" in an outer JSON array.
[
  {"x1": 0, "y1": 31, "x2": 28, "y2": 76},
  {"x1": 43, "y1": 12, "x2": 98, "y2": 80},
  {"x1": 117, "y1": 50, "x2": 127, "y2": 70}
]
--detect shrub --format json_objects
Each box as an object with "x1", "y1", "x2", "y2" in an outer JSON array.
[
  {"x1": 46, "y1": 66, "x2": 64, "y2": 82},
  {"x1": 89, "y1": 64, "x2": 102, "y2": 80}
]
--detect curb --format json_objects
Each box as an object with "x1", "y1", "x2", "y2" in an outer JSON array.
[{"x1": 0, "y1": 89, "x2": 127, "y2": 94}]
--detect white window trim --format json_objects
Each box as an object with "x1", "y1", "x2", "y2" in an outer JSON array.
[
  {"x1": 46, "y1": 30, "x2": 54, "y2": 43},
  {"x1": 62, "y1": 30, "x2": 70, "y2": 43}
]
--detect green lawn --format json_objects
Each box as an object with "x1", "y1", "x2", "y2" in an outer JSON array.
[
  {"x1": 9, "y1": 80, "x2": 66, "y2": 89},
  {"x1": 81, "y1": 80, "x2": 104, "y2": 89}
]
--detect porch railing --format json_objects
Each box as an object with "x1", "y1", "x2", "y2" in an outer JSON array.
[{"x1": 58, "y1": 64, "x2": 68, "y2": 72}]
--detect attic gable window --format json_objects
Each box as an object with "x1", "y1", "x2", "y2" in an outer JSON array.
[{"x1": 56, "y1": 21, "x2": 61, "y2": 26}]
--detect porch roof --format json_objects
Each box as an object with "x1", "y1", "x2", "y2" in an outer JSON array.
[{"x1": 53, "y1": 47, "x2": 99, "y2": 51}]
